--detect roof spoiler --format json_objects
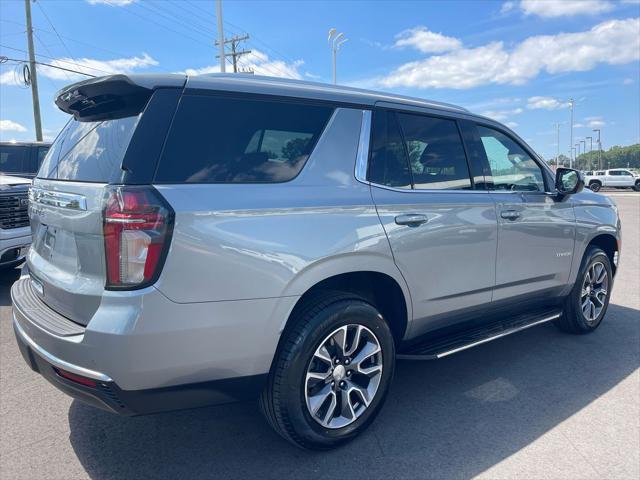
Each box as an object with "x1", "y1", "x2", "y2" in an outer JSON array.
[{"x1": 54, "y1": 74, "x2": 185, "y2": 122}]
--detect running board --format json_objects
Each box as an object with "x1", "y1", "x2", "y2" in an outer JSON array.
[{"x1": 397, "y1": 310, "x2": 562, "y2": 361}]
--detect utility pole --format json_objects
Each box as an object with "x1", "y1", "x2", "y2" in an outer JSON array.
[
  {"x1": 586, "y1": 136, "x2": 593, "y2": 170},
  {"x1": 216, "y1": 0, "x2": 226, "y2": 73},
  {"x1": 328, "y1": 28, "x2": 348, "y2": 84},
  {"x1": 568, "y1": 98, "x2": 574, "y2": 169},
  {"x1": 593, "y1": 129, "x2": 601, "y2": 170},
  {"x1": 24, "y1": 0, "x2": 42, "y2": 141},
  {"x1": 216, "y1": 34, "x2": 252, "y2": 73}
]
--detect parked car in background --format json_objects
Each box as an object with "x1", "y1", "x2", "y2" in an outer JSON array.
[
  {"x1": 12, "y1": 74, "x2": 621, "y2": 449},
  {"x1": 584, "y1": 168, "x2": 640, "y2": 192},
  {"x1": 0, "y1": 174, "x2": 31, "y2": 269},
  {"x1": 0, "y1": 141, "x2": 51, "y2": 179}
]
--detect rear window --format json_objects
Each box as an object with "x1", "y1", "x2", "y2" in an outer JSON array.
[
  {"x1": 38, "y1": 116, "x2": 139, "y2": 182},
  {"x1": 0, "y1": 145, "x2": 29, "y2": 175},
  {"x1": 155, "y1": 95, "x2": 334, "y2": 183}
]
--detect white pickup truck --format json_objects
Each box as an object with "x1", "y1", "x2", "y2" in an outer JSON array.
[{"x1": 583, "y1": 168, "x2": 640, "y2": 192}]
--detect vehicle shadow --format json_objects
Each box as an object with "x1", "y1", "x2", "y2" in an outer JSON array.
[
  {"x1": 68, "y1": 302, "x2": 639, "y2": 480},
  {"x1": 0, "y1": 266, "x2": 21, "y2": 306}
]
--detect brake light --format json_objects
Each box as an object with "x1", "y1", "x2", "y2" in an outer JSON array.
[{"x1": 103, "y1": 185, "x2": 174, "y2": 289}]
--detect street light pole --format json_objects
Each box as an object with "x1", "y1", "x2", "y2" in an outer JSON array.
[
  {"x1": 568, "y1": 98, "x2": 575, "y2": 169},
  {"x1": 216, "y1": 0, "x2": 226, "y2": 73},
  {"x1": 586, "y1": 136, "x2": 593, "y2": 170},
  {"x1": 328, "y1": 28, "x2": 347, "y2": 85},
  {"x1": 580, "y1": 140, "x2": 586, "y2": 168},
  {"x1": 593, "y1": 129, "x2": 601, "y2": 170},
  {"x1": 554, "y1": 123, "x2": 561, "y2": 166}
]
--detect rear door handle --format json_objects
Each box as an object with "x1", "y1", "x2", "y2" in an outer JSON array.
[
  {"x1": 500, "y1": 210, "x2": 521, "y2": 220},
  {"x1": 395, "y1": 214, "x2": 428, "y2": 226}
]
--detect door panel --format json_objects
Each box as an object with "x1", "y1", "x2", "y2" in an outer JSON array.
[
  {"x1": 372, "y1": 188, "x2": 497, "y2": 336},
  {"x1": 490, "y1": 191, "x2": 575, "y2": 300}
]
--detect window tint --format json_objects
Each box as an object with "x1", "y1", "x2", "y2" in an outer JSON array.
[
  {"x1": 37, "y1": 146, "x2": 49, "y2": 166},
  {"x1": 155, "y1": 95, "x2": 333, "y2": 183},
  {"x1": 396, "y1": 113, "x2": 472, "y2": 190},
  {"x1": 0, "y1": 145, "x2": 29, "y2": 174},
  {"x1": 367, "y1": 110, "x2": 411, "y2": 188},
  {"x1": 38, "y1": 116, "x2": 139, "y2": 182},
  {"x1": 477, "y1": 125, "x2": 546, "y2": 192}
]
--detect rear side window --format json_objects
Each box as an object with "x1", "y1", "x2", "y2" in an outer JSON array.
[
  {"x1": 367, "y1": 110, "x2": 412, "y2": 188},
  {"x1": 0, "y1": 145, "x2": 29, "y2": 174},
  {"x1": 38, "y1": 116, "x2": 139, "y2": 182},
  {"x1": 155, "y1": 95, "x2": 334, "y2": 183},
  {"x1": 396, "y1": 113, "x2": 472, "y2": 190}
]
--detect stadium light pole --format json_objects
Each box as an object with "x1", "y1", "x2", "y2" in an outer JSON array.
[{"x1": 328, "y1": 29, "x2": 348, "y2": 84}]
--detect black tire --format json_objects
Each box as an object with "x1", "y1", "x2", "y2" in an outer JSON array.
[
  {"x1": 259, "y1": 291, "x2": 395, "y2": 450},
  {"x1": 633, "y1": 180, "x2": 640, "y2": 192},
  {"x1": 589, "y1": 181, "x2": 602, "y2": 192},
  {"x1": 555, "y1": 246, "x2": 613, "y2": 334}
]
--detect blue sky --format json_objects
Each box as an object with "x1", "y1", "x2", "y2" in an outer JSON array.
[{"x1": 1, "y1": 0, "x2": 639, "y2": 160}]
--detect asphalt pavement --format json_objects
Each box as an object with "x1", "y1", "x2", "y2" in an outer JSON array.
[{"x1": 1, "y1": 192, "x2": 638, "y2": 480}]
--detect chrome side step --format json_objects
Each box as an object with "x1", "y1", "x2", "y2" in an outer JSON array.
[{"x1": 397, "y1": 311, "x2": 561, "y2": 361}]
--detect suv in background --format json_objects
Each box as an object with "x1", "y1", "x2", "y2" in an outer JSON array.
[
  {"x1": 0, "y1": 174, "x2": 31, "y2": 268},
  {"x1": 584, "y1": 169, "x2": 640, "y2": 192},
  {"x1": 12, "y1": 74, "x2": 621, "y2": 449},
  {"x1": 0, "y1": 141, "x2": 51, "y2": 179}
]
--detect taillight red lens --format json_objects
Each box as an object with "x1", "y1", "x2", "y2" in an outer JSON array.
[{"x1": 103, "y1": 185, "x2": 174, "y2": 289}]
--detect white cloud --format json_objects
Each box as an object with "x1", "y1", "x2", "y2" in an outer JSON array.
[
  {"x1": 393, "y1": 26, "x2": 462, "y2": 53},
  {"x1": 500, "y1": 2, "x2": 515, "y2": 14},
  {"x1": 527, "y1": 96, "x2": 570, "y2": 110},
  {"x1": 0, "y1": 70, "x2": 20, "y2": 86},
  {"x1": 179, "y1": 49, "x2": 304, "y2": 79},
  {"x1": 86, "y1": 0, "x2": 137, "y2": 5},
  {"x1": 0, "y1": 120, "x2": 27, "y2": 132},
  {"x1": 520, "y1": 0, "x2": 613, "y2": 18},
  {"x1": 378, "y1": 18, "x2": 640, "y2": 89},
  {"x1": 623, "y1": 77, "x2": 634, "y2": 84},
  {"x1": 505, "y1": 121, "x2": 519, "y2": 129},
  {"x1": 585, "y1": 116, "x2": 606, "y2": 128},
  {"x1": 38, "y1": 53, "x2": 158, "y2": 81},
  {"x1": 480, "y1": 108, "x2": 523, "y2": 121}
]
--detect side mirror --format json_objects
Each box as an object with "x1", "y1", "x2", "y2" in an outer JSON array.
[{"x1": 555, "y1": 168, "x2": 584, "y2": 195}]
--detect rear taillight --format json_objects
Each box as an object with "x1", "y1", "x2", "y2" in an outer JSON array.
[{"x1": 103, "y1": 185, "x2": 174, "y2": 290}]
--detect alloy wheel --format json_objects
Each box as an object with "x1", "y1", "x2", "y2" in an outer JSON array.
[
  {"x1": 304, "y1": 324, "x2": 383, "y2": 429},
  {"x1": 580, "y1": 261, "x2": 609, "y2": 323}
]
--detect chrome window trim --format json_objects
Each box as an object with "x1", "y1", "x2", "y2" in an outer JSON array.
[{"x1": 354, "y1": 109, "x2": 372, "y2": 184}]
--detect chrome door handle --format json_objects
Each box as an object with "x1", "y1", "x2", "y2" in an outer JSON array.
[
  {"x1": 500, "y1": 210, "x2": 521, "y2": 220},
  {"x1": 395, "y1": 214, "x2": 428, "y2": 226}
]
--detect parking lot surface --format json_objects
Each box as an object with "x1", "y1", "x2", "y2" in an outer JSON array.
[{"x1": 1, "y1": 193, "x2": 638, "y2": 480}]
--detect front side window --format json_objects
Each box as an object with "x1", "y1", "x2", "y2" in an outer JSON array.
[
  {"x1": 477, "y1": 125, "x2": 546, "y2": 192},
  {"x1": 396, "y1": 113, "x2": 472, "y2": 190},
  {"x1": 156, "y1": 95, "x2": 333, "y2": 183}
]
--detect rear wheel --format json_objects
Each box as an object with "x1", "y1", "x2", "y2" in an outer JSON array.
[
  {"x1": 633, "y1": 180, "x2": 640, "y2": 192},
  {"x1": 260, "y1": 291, "x2": 395, "y2": 449},
  {"x1": 555, "y1": 246, "x2": 612, "y2": 334},
  {"x1": 589, "y1": 181, "x2": 602, "y2": 192}
]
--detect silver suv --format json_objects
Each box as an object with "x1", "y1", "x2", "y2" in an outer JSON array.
[{"x1": 12, "y1": 74, "x2": 621, "y2": 449}]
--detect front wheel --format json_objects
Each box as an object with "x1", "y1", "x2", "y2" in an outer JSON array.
[
  {"x1": 555, "y1": 246, "x2": 613, "y2": 334},
  {"x1": 589, "y1": 182, "x2": 602, "y2": 192},
  {"x1": 260, "y1": 291, "x2": 395, "y2": 449},
  {"x1": 633, "y1": 181, "x2": 640, "y2": 192}
]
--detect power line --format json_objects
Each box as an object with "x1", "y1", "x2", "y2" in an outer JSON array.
[
  {"x1": 33, "y1": 31, "x2": 73, "y2": 84},
  {"x1": 1, "y1": 56, "x2": 95, "y2": 78},
  {"x1": 35, "y1": 0, "x2": 77, "y2": 62},
  {"x1": 0, "y1": 44, "x2": 114, "y2": 75}
]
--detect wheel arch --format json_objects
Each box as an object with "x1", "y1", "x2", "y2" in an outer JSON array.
[{"x1": 587, "y1": 233, "x2": 619, "y2": 275}]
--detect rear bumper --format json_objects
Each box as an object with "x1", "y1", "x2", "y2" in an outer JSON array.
[
  {"x1": 14, "y1": 317, "x2": 266, "y2": 415},
  {"x1": 11, "y1": 276, "x2": 296, "y2": 414}
]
